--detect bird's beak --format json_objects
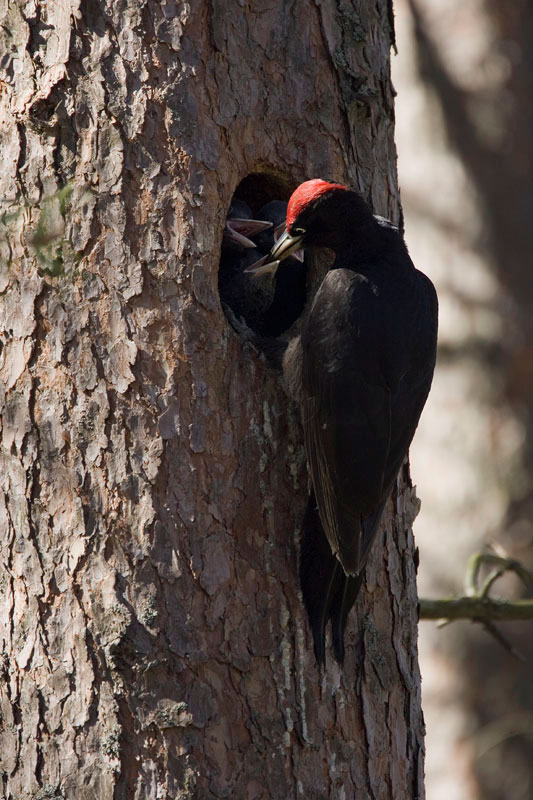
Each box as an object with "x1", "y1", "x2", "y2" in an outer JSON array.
[
  {"x1": 231, "y1": 218, "x2": 273, "y2": 238},
  {"x1": 223, "y1": 222, "x2": 256, "y2": 249},
  {"x1": 273, "y1": 223, "x2": 304, "y2": 262},
  {"x1": 223, "y1": 219, "x2": 273, "y2": 249},
  {"x1": 270, "y1": 229, "x2": 304, "y2": 262},
  {"x1": 243, "y1": 254, "x2": 280, "y2": 278}
]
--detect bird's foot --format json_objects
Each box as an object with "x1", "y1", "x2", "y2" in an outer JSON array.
[
  {"x1": 222, "y1": 303, "x2": 263, "y2": 356},
  {"x1": 222, "y1": 303, "x2": 287, "y2": 370}
]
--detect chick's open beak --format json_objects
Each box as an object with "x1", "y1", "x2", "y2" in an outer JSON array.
[
  {"x1": 223, "y1": 219, "x2": 273, "y2": 249},
  {"x1": 243, "y1": 254, "x2": 280, "y2": 278}
]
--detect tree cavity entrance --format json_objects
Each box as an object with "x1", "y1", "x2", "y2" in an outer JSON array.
[{"x1": 218, "y1": 172, "x2": 307, "y2": 338}]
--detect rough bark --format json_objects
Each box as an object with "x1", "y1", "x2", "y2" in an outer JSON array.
[{"x1": 0, "y1": 2, "x2": 424, "y2": 798}]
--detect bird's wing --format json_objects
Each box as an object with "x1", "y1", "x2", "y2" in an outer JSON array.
[{"x1": 301, "y1": 269, "x2": 392, "y2": 576}]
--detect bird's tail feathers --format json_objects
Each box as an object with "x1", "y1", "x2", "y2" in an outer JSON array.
[
  {"x1": 330, "y1": 571, "x2": 365, "y2": 663},
  {"x1": 330, "y1": 499, "x2": 388, "y2": 661},
  {"x1": 300, "y1": 494, "x2": 343, "y2": 666},
  {"x1": 300, "y1": 494, "x2": 389, "y2": 665},
  {"x1": 360, "y1": 499, "x2": 388, "y2": 564}
]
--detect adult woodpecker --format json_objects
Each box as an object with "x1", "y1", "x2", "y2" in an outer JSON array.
[{"x1": 266, "y1": 179, "x2": 438, "y2": 665}]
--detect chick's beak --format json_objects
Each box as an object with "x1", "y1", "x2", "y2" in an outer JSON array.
[
  {"x1": 270, "y1": 229, "x2": 305, "y2": 262},
  {"x1": 243, "y1": 253, "x2": 280, "y2": 278},
  {"x1": 223, "y1": 219, "x2": 273, "y2": 249}
]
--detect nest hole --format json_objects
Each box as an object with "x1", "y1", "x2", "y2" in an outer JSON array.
[{"x1": 218, "y1": 171, "x2": 307, "y2": 339}]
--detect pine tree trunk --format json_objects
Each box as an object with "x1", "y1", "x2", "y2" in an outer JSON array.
[{"x1": 0, "y1": 2, "x2": 425, "y2": 797}]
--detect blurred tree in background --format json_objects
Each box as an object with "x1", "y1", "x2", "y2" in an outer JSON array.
[{"x1": 394, "y1": 1, "x2": 533, "y2": 798}]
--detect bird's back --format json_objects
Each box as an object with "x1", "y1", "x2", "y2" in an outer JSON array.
[{"x1": 300, "y1": 239, "x2": 437, "y2": 575}]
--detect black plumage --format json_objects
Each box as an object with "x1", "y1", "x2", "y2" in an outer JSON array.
[
  {"x1": 219, "y1": 199, "x2": 277, "y2": 331},
  {"x1": 252, "y1": 201, "x2": 306, "y2": 337},
  {"x1": 222, "y1": 198, "x2": 273, "y2": 250},
  {"x1": 219, "y1": 246, "x2": 277, "y2": 333},
  {"x1": 252, "y1": 201, "x2": 288, "y2": 253},
  {"x1": 268, "y1": 179, "x2": 438, "y2": 665},
  {"x1": 220, "y1": 198, "x2": 307, "y2": 338}
]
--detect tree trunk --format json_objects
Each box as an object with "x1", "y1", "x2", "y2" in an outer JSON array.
[{"x1": 0, "y1": 2, "x2": 425, "y2": 798}]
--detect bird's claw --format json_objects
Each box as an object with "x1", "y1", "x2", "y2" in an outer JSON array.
[{"x1": 222, "y1": 304, "x2": 260, "y2": 351}]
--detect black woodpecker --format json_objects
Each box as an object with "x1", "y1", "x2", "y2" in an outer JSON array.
[
  {"x1": 222, "y1": 198, "x2": 273, "y2": 250},
  {"x1": 219, "y1": 200, "x2": 277, "y2": 331},
  {"x1": 219, "y1": 246, "x2": 278, "y2": 334},
  {"x1": 251, "y1": 201, "x2": 307, "y2": 337},
  {"x1": 266, "y1": 179, "x2": 438, "y2": 665}
]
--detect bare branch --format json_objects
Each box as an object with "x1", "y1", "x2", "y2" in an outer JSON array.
[{"x1": 419, "y1": 597, "x2": 533, "y2": 622}]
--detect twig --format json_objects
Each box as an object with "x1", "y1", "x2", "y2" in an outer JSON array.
[
  {"x1": 465, "y1": 551, "x2": 533, "y2": 597},
  {"x1": 419, "y1": 597, "x2": 533, "y2": 622},
  {"x1": 420, "y1": 548, "x2": 533, "y2": 658},
  {"x1": 481, "y1": 621, "x2": 526, "y2": 662}
]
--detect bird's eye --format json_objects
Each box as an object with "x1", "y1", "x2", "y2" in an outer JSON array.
[{"x1": 292, "y1": 227, "x2": 305, "y2": 236}]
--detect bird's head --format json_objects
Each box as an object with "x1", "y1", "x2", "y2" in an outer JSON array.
[{"x1": 269, "y1": 179, "x2": 375, "y2": 262}]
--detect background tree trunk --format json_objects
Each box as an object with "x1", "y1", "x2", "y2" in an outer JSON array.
[
  {"x1": 0, "y1": 2, "x2": 425, "y2": 797},
  {"x1": 393, "y1": 2, "x2": 533, "y2": 798}
]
